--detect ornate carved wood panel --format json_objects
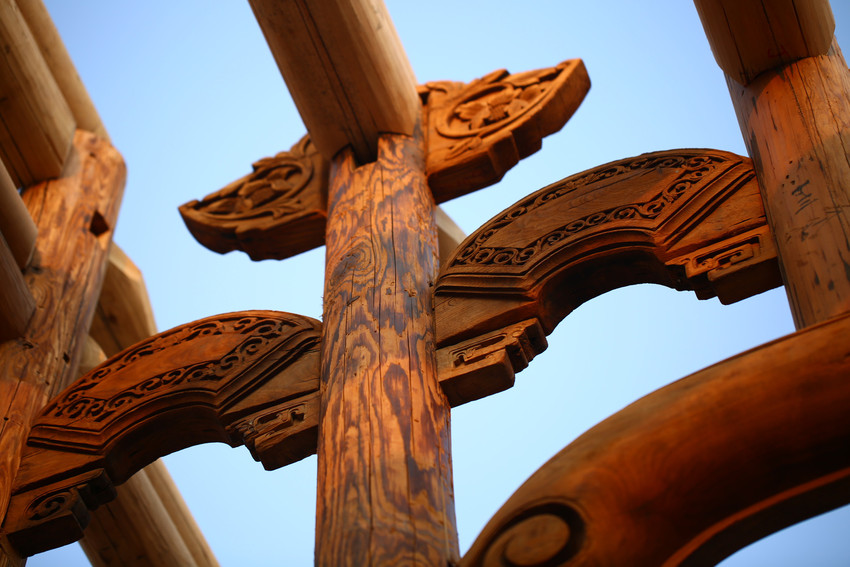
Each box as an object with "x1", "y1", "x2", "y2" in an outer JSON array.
[
  {"x1": 421, "y1": 59, "x2": 589, "y2": 203},
  {"x1": 178, "y1": 136, "x2": 329, "y2": 261},
  {"x1": 458, "y1": 311, "x2": 850, "y2": 567},
  {"x1": 434, "y1": 149, "x2": 782, "y2": 405},
  {"x1": 178, "y1": 61, "x2": 589, "y2": 262},
  {"x1": 2, "y1": 311, "x2": 321, "y2": 557}
]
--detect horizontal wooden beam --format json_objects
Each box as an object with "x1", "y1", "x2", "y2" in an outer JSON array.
[
  {"x1": 694, "y1": 0, "x2": 834, "y2": 85},
  {"x1": 15, "y1": 0, "x2": 109, "y2": 142},
  {"x1": 0, "y1": 0, "x2": 75, "y2": 187},
  {"x1": 248, "y1": 0, "x2": 419, "y2": 163}
]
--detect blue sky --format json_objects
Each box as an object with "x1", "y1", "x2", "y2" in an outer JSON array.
[{"x1": 31, "y1": 1, "x2": 850, "y2": 565}]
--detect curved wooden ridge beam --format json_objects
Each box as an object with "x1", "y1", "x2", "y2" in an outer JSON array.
[
  {"x1": 459, "y1": 310, "x2": 850, "y2": 566},
  {"x1": 178, "y1": 60, "x2": 588, "y2": 262},
  {"x1": 2, "y1": 310, "x2": 321, "y2": 557},
  {"x1": 434, "y1": 149, "x2": 782, "y2": 405}
]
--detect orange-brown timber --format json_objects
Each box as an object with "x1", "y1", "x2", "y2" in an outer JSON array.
[
  {"x1": 0, "y1": 131, "x2": 124, "y2": 563},
  {"x1": 317, "y1": 131, "x2": 458, "y2": 566},
  {"x1": 725, "y1": 39, "x2": 850, "y2": 328}
]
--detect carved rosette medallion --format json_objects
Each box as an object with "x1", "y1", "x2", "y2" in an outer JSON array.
[{"x1": 179, "y1": 135, "x2": 329, "y2": 260}]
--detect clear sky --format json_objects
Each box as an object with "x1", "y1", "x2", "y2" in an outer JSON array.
[{"x1": 30, "y1": 1, "x2": 850, "y2": 565}]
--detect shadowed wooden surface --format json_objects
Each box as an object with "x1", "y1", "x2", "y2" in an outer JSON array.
[
  {"x1": 459, "y1": 310, "x2": 850, "y2": 567},
  {"x1": 317, "y1": 131, "x2": 458, "y2": 566}
]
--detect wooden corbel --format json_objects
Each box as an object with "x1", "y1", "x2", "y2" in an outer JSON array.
[
  {"x1": 2, "y1": 311, "x2": 320, "y2": 556},
  {"x1": 434, "y1": 149, "x2": 782, "y2": 405},
  {"x1": 178, "y1": 60, "x2": 589, "y2": 261}
]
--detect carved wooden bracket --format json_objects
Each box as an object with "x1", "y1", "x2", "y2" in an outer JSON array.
[
  {"x1": 434, "y1": 149, "x2": 782, "y2": 405},
  {"x1": 178, "y1": 60, "x2": 589, "y2": 261},
  {"x1": 458, "y1": 311, "x2": 850, "y2": 566},
  {"x1": 2, "y1": 311, "x2": 321, "y2": 556}
]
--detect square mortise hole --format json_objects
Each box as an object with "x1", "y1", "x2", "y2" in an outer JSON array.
[{"x1": 89, "y1": 210, "x2": 109, "y2": 237}]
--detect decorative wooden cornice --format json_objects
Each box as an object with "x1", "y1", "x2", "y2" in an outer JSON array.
[
  {"x1": 433, "y1": 149, "x2": 781, "y2": 405},
  {"x1": 458, "y1": 310, "x2": 850, "y2": 566},
  {"x1": 178, "y1": 60, "x2": 589, "y2": 262},
  {"x1": 3, "y1": 311, "x2": 321, "y2": 556}
]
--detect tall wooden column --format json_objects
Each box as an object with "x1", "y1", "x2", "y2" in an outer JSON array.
[
  {"x1": 696, "y1": 0, "x2": 850, "y2": 328},
  {"x1": 318, "y1": 131, "x2": 457, "y2": 566}
]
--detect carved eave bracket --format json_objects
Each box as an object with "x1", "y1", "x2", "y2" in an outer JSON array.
[
  {"x1": 178, "y1": 136, "x2": 329, "y2": 261},
  {"x1": 178, "y1": 60, "x2": 589, "y2": 261},
  {"x1": 434, "y1": 149, "x2": 782, "y2": 405},
  {"x1": 2, "y1": 311, "x2": 321, "y2": 556},
  {"x1": 421, "y1": 59, "x2": 589, "y2": 202}
]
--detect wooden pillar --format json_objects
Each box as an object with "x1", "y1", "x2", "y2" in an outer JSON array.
[
  {"x1": 0, "y1": 164, "x2": 37, "y2": 270},
  {"x1": 317, "y1": 131, "x2": 458, "y2": 566},
  {"x1": 696, "y1": 0, "x2": 850, "y2": 328}
]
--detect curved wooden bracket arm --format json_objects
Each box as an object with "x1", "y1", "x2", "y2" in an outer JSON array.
[
  {"x1": 459, "y1": 311, "x2": 850, "y2": 566},
  {"x1": 178, "y1": 60, "x2": 589, "y2": 262},
  {"x1": 2, "y1": 310, "x2": 321, "y2": 556},
  {"x1": 433, "y1": 149, "x2": 782, "y2": 405}
]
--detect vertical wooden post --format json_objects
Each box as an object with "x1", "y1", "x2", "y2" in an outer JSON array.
[
  {"x1": 317, "y1": 130, "x2": 458, "y2": 566},
  {"x1": 696, "y1": 0, "x2": 850, "y2": 328}
]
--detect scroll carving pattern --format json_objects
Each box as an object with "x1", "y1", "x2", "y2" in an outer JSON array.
[
  {"x1": 3, "y1": 310, "x2": 321, "y2": 557},
  {"x1": 179, "y1": 61, "x2": 588, "y2": 262},
  {"x1": 178, "y1": 136, "x2": 328, "y2": 261},
  {"x1": 459, "y1": 312, "x2": 850, "y2": 566},
  {"x1": 422, "y1": 59, "x2": 590, "y2": 202},
  {"x1": 435, "y1": 149, "x2": 781, "y2": 349}
]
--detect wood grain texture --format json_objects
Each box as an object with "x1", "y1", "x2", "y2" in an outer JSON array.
[
  {"x1": 0, "y1": 163, "x2": 37, "y2": 269},
  {"x1": 0, "y1": 233, "x2": 34, "y2": 343},
  {"x1": 1, "y1": 310, "x2": 320, "y2": 556},
  {"x1": 694, "y1": 0, "x2": 834, "y2": 85},
  {"x1": 0, "y1": 0, "x2": 75, "y2": 187},
  {"x1": 460, "y1": 310, "x2": 850, "y2": 567},
  {"x1": 248, "y1": 0, "x2": 419, "y2": 163},
  {"x1": 14, "y1": 0, "x2": 109, "y2": 141},
  {"x1": 435, "y1": 149, "x2": 781, "y2": 348},
  {"x1": 317, "y1": 131, "x2": 458, "y2": 566},
  {"x1": 421, "y1": 59, "x2": 590, "y2": 202},
  {"x1": 726, "y1": 39, "x2": 850, "y2": 328}
]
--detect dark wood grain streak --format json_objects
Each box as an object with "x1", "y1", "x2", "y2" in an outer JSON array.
[{"x1": 317, "y1": 131, "x2": 458, "y2": 566}]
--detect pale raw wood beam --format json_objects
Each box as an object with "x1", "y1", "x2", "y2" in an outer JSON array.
[
  {"x1": 0, "y1": 164, "x2": 37, "y2": 270},
  {"x1": 694, "y1": 0, "x2": 834, "y2": 85},
  {"x1": 435, "y1": 206, "x2": 465, "y2": 267},
  {"x1": 248, "y1": 0, "x2": 420, "y2": 163},
  {"x1": 696, "y1": 1, "x2": 850, "y2": 328},
  {"x1": 0, "y1": 0, "x2": 75, "y2": 187},
  {"x1": 15, "y1": 0, "x2": 109, "y2": 142}
]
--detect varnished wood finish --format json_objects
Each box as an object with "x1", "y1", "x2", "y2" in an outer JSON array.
[
  {"x1": 460, "y1": 311, "x2": 850, "y2": 567},
  {"x1": 2, "y1": 310, "x2": 320, "y2": 556},
  {"x1": 0, "y1": 164, "x2": 37, "y2": 270},
  {"x1": 15, "y1": 0, "x2": 109, "y2": 141},
  {"x1": 318, "y1": 132, "x2": 458, "y2": 566},
  {"x1": 248, "y1": 0, "x2": 419, "y2": 164},
  {"x1": 0, "y1": 132, "x2": 124, "y2": 550},
  {"x1": 179, "y1": 136, "x2": 329, "y2": 261},
  {"x1": 436, "y1": 149, "x2": 781, "y2": 349},
  {"x1": 725, "y1": 39, "x2": 850, "y2": 329},
  {"x1": 694, "y1": 0, "x2": 834, "y2": 85},
  {"x1": 421, "y1": 59, "x2": 589, "y2": 202},
  {"x1": 0, "y1": 0, "x2": 74, "y2": 187}
]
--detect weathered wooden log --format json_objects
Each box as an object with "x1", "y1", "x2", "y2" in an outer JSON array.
[
  {"x1": 694, "y1": 0, "x2": 834, "y2": 85},
  {"x1": 724, "y1": 39, "x2": 850, "y2": 329},
  {"x1": 14, "y1": 0, "x2": 109, "y2": 141},
  {"x1": 248, "y1": 0, "x2": 419, "y2": 163},
  {"x1": 0, "y1": 164, "x2": 37, "y2": 270},
  {"x1": 459, "y1": 310, "x2": 850, "y2": 566},
  {"x1": 317, "y1": 132, "x2": 458, "y2": 566},
  {"x1": 0, "y1": 0, "x2": 75, "y2": 187},
  {"x1": 0, "y1": 131, "x2": 124, "y2": 565}
]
